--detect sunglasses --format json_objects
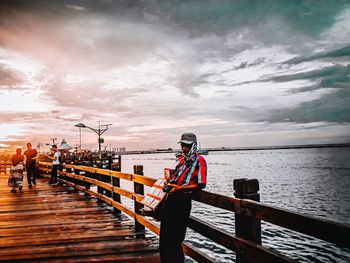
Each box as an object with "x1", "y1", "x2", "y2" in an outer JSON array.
[{"x1": 181, "y1": 143, "x2": 191, "y2": 148}]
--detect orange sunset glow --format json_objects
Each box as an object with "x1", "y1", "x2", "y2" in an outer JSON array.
[{"x1": 1, "y1": 1, "x2": 349, "y2": 154}]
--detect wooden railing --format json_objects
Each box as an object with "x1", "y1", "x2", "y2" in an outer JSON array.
[
  {"x1": 37, "y1": 161, "x2": 350, "y2": 263},
  {"x1": 0, "y1": 161, "x2": 11, "y2": 174}
]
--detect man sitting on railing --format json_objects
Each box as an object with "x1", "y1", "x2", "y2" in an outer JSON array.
[
  {"x1": 160, "y1": 132, "x2": 207, "y2": 263},
  {"x1": 47, "y1": 145, "x2": 61, "y2": 185}
]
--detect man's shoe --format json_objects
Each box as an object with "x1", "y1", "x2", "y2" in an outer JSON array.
[
  {"x1": 19, "y1": 186, "x2": 23, "y2": 191},
  {"x1": 10, "y1": 189, "x2": 16, "y2": 193},
  {"x1": 33, "y1": 182, "x2": 36, "y2": 186},
  {"x1": 28, "y1": 184, "x2": 32, "y2": 188}
]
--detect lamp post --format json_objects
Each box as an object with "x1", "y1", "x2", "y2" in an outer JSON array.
[
  {"x1": 50, "y1": 137, "x2": 57, "y2": 145},
  {"x1": 74, "y1": 124, "x2": 82, "y2": 150},
  {"x1": 74, "y1": 122, "x2": 112, "y2": 158}
]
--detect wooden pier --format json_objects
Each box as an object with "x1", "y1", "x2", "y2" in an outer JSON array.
[
  {"x1": 0, "y1": 157, "x2": 349, "y2": 263},
  {"x1": 0, "y1": 172, "x2": 159, "y2": 262}
]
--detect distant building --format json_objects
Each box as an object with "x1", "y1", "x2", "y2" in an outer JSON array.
[
  {"x1": 58, "y1": 139, "x2": 72, "y2": 150},
  {"x1": 118, "y1": 147, "x2": 126, "y2": 152},
  {"x1": 155, "y1": 148, "x2": 173, "y2": 152}
]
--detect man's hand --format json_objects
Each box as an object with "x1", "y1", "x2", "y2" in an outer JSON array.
[
  {"x1": 162, "y1": 183, "x2": 179, "y2": 193},
  {"x1": 169, "y1": 184, "x2": 180, "y2": 193}
]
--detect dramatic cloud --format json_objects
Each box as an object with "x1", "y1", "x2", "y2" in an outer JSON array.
[{"x1": 0, "y1": 1, "x2": 349, "y2": 151}]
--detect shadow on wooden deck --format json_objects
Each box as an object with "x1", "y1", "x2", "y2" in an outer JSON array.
[{"x1": 0, "y1": 173, "x2": 160, "y2": 263}]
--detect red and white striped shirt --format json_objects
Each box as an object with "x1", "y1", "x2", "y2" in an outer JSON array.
[{"x1": 171, "y1": 154, "x2": 207, "y2": 187}]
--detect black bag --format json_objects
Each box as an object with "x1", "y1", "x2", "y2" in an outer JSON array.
[
  {"x1": 139, "y1": 194, "x2": 168, "y2": 221},
  {"x1": 153, "y1": 195, "x2": 167, "y2": 221}
]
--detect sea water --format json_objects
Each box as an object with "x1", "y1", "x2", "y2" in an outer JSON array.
[{"x1": 120, "y1": 147, "x2": 350, "y2": 262}]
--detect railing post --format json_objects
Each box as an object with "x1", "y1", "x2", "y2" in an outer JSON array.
[
  {"x1": 97, "y1": 160, "x2": 103, "y2": 196},
  {"x1": 58, "y1": 163, "x2": 63, "y2": 183},
  {"x1": 133, "y1": 165, "x2": 145, "y2": 238},
  {"x1": 73, "y1": 167, "x2": 81, "y2": 190},
  {"x1": 84, "y1": 170, "x2": 91, "y2": 196},
  {"x1": 104, "y1": 156, "x2": 112, "y2": 198},
  {"x1": 65, "y1": 166, "x2": 72, "y2": 184},
  {"x1": 234, "y1": 178, "x2": 261, "y2": 263},
  {"x1": 118, "y1": 155, "x2": 121, "y2": 171},
  {"x1": 112, "y1": 156, "x2": 121, "y2": 214}
]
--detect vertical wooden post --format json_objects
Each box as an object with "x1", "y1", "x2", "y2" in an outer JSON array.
[
  {"x1": 84, "y1": 171, "x2": 91, "y2": 196},
  {"x1": 234, "y1": 178, "x2": 261, "y2": 263},
  {"x1": 58, "y1": 163, "x2": 63, "y2": 183},
  {"x1": 118, "y1": 155, "x2": 121, "y2": 171},
  {"x1": 73, "y1": 168, "x2": 81, "y2": 189},
  {"x1": 97, "y1": 173, "x2": 104, "y2": 203},
  {"x1": 65, "y1": 166, "x2": 72, "y2": 184},
  {"x1": 134, "y1": 165, "x2": 145, "y2": 238},
  {"x1": 91, "y1": 169, "x2": 102, "y2": 204},
  {"x1": 59, "y1": 165, "x2": 65, "y2": 182},
  {"x1": 112, "y1": 156, "x2": 121, "y2": 214},
  {"x1": 97, "y1": 159, "x2": 103, "y2": 196},
  {"x1": 104, "y1": 156, "x2": 112, "y2": 198}
]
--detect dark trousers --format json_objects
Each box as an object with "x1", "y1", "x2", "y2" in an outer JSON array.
[
  {"x1": 160, "y1": 192, "x2": 192, "y2": 263},
  {"x1": 50, "y1": 165, "x2": 59, "y2": 184},
  {"x1": 26, "y1": 162, "x2": 36, "y2": 185}
]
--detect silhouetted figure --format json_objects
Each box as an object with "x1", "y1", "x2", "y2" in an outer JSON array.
[
  {"x1": 47, "y1": 145, "x2": 60, "y2": 185},
  {"x1": 9, "y1": 148, "x2": 24, "y2": 193},
  {"x1": 160, "y1": 133, "x2": 207, "y2": 263},
  {"x1": 24, "y1": 143, "x2": 38, "y2": 188}
]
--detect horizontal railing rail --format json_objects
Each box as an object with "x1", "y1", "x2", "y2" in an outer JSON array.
[
  {"x1": 191, "y1": 190, "x2": 350, "y2": 248},
  {"x1": 37, "y1": 161, "x2": 350, "y2": 263},
  {"x1": 0, "y1": 161, "x2": 12, "y2": 173}
]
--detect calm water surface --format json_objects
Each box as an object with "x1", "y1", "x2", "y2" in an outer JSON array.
[{"x1": 120, "y1": 147, "x2": 350, "y2": 262}]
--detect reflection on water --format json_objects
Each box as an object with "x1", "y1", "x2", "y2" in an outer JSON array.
[{"x1": 121, "y1": 147, "x2": 350, "y2": 262}]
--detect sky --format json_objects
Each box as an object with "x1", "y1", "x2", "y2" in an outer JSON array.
[{"x1": 0, "y1": 0, "x2": 349, "y2": 151}]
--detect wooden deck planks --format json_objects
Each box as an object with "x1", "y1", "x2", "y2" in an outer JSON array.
[{"x1": 0, "y1": 173, "x2": 159, "y2": 262}]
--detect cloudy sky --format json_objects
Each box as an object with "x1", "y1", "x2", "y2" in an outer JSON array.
[{"x1": 0, "y1": 0, "x2": 349, "y2": 151}]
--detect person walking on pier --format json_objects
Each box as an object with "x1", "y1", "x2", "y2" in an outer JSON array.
[
  {"x1": 47, "y1": 145, "x2": 60, "y2": 185},
  {"x1": 8, "y1": 148, "x2": 24, "y2": 193},
  {"x1": 160, "y1": 132, "x2": 207, "y2": 263},
  {"x1": 24, "y1": 143, "x2": 38, "y2": 188}
]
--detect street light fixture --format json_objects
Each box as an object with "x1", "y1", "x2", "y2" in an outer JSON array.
[
  {"x1": 50, "y1": 137, "x2": 57, "y2": 145},
  {"x1": 74, "y1": 123, "x2": 86, "y2": 128},
  {"x1": 74, "y1": 122, "x2": 112, "y2": 158}
]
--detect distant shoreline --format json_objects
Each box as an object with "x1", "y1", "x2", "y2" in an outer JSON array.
[
  {"x1": 118, "y1": 143, "x2": 350, "y2": 155},
  {"x1": 2, "y1": 143, "x2": 349, "y2": 156}
]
